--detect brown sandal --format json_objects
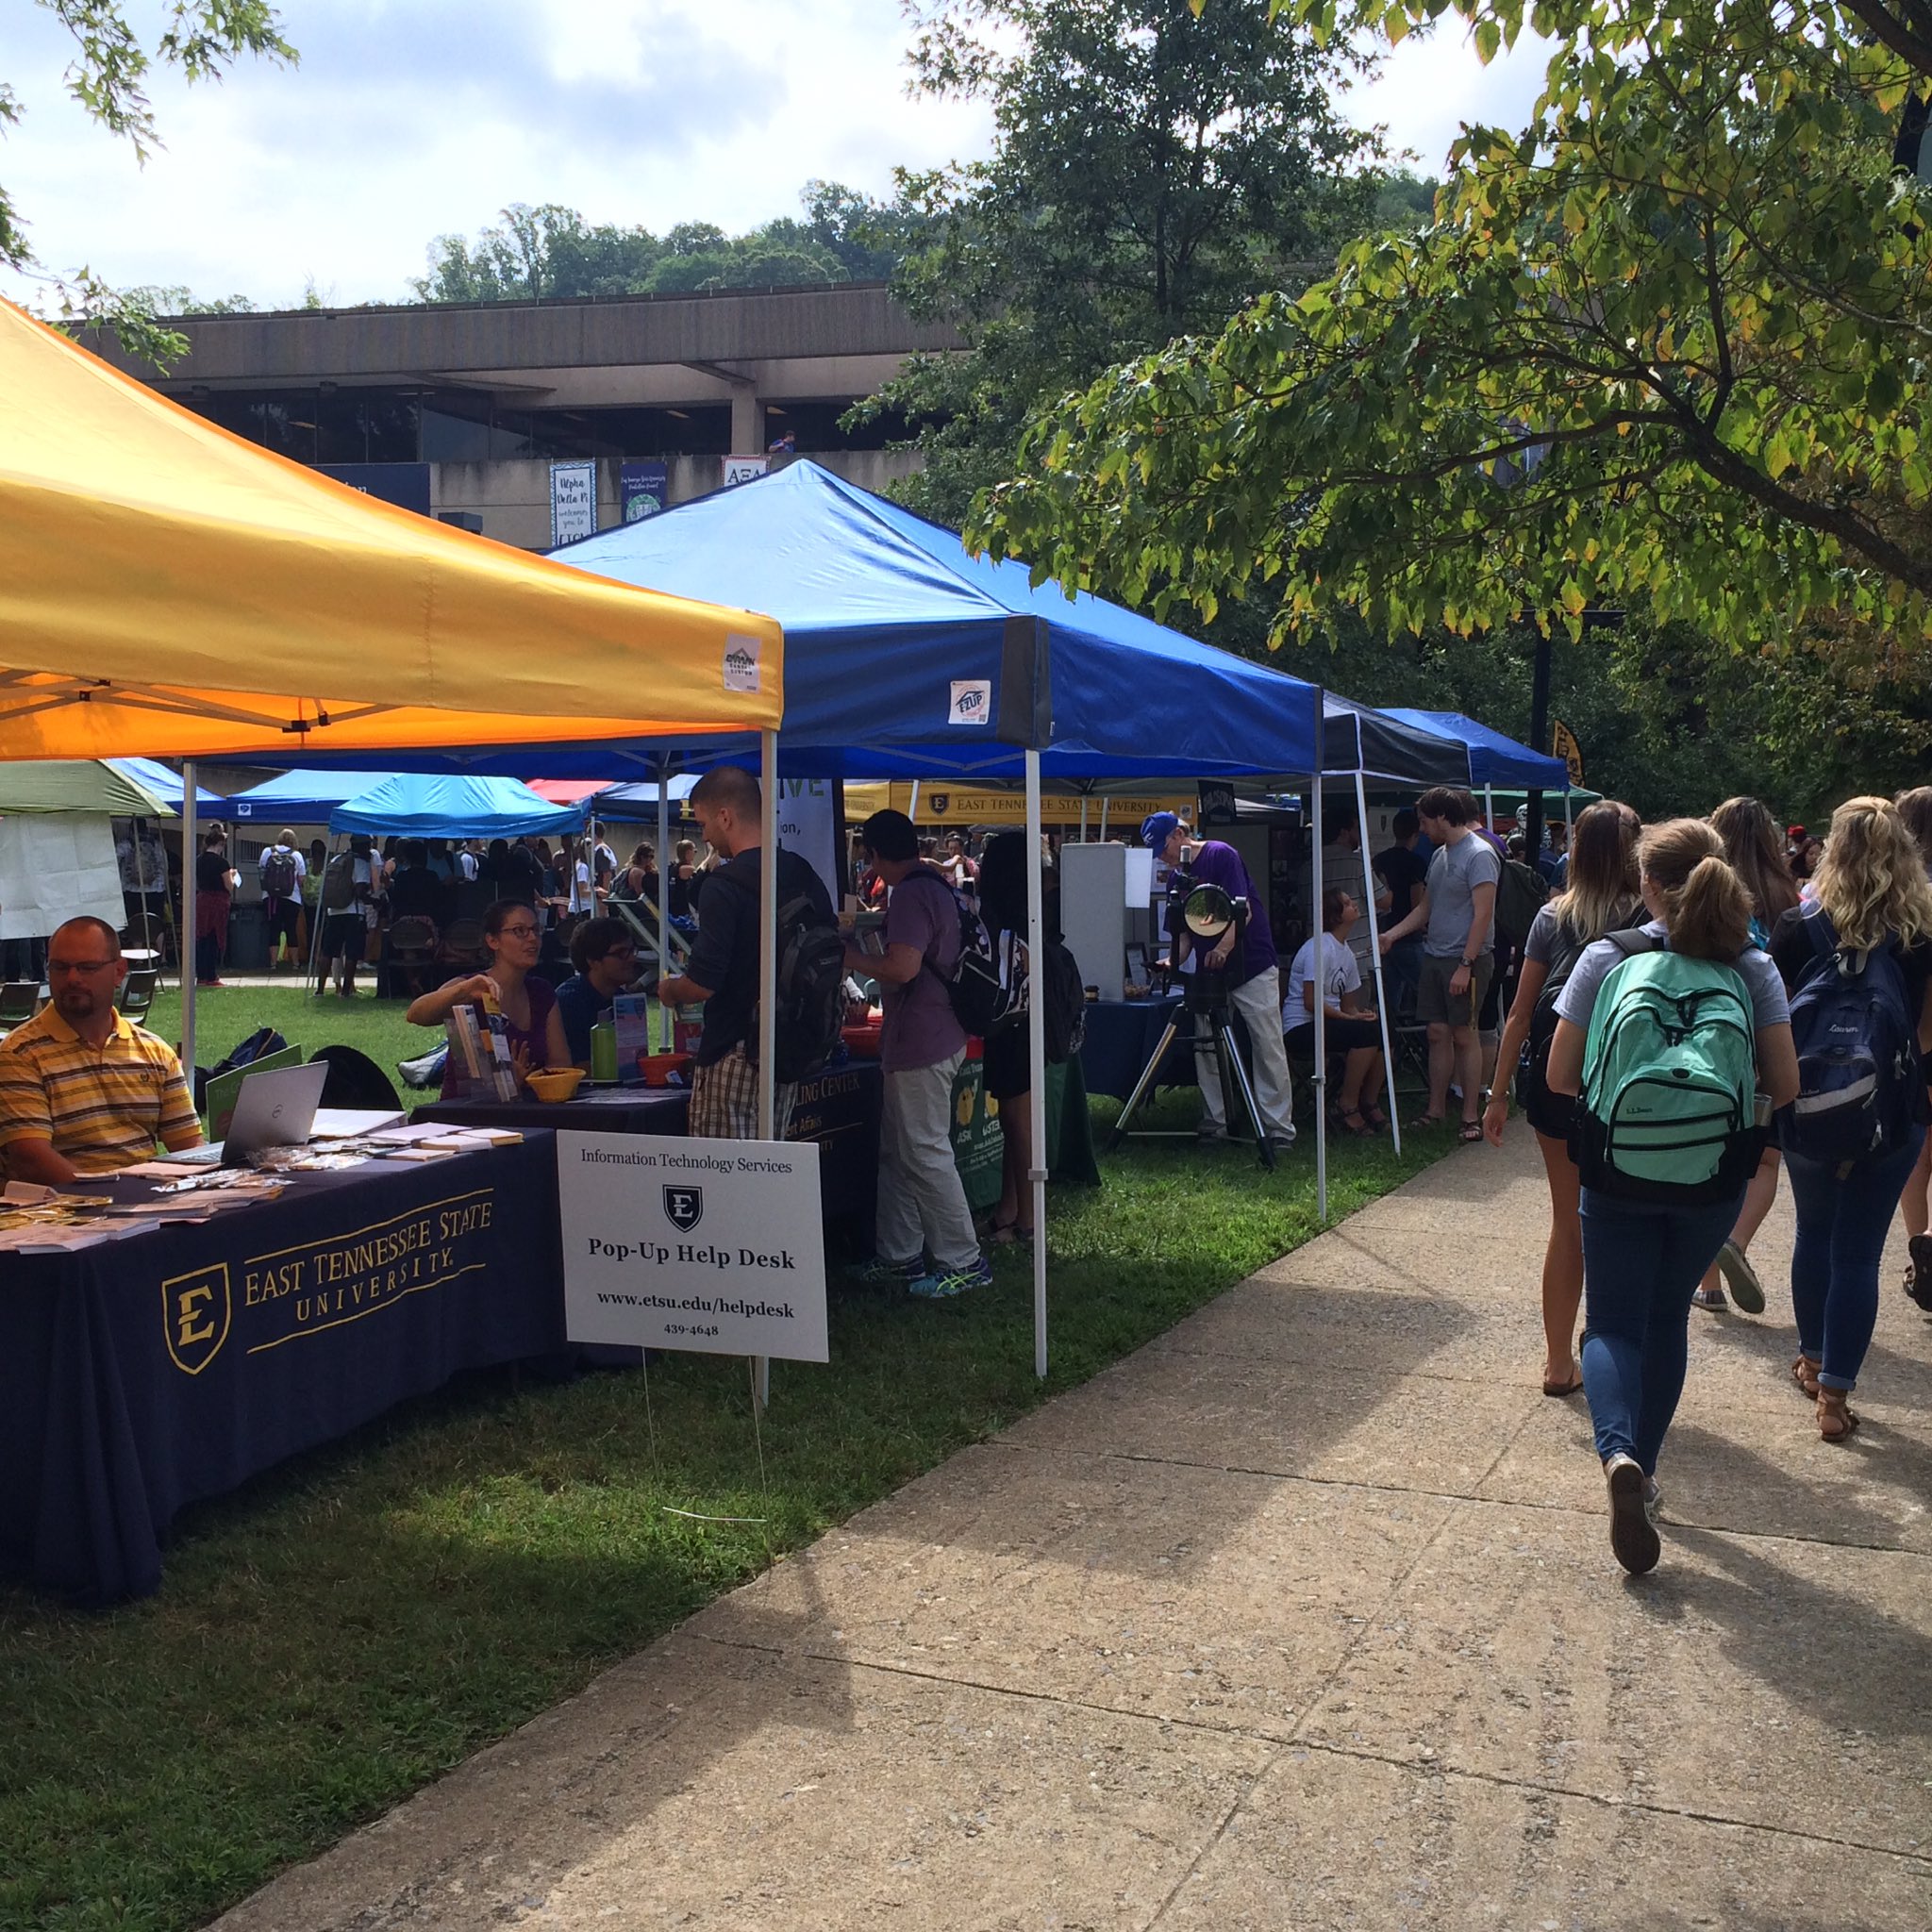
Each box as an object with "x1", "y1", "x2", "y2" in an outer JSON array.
[
  {"x1": 1790, "y1": 1355, "x2": 1821, "y2": 1399},
  {"x1": 1817, "y1": 1388, "x2": 1859, "y2": 1442}
]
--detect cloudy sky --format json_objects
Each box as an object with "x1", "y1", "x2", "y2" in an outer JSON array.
[{"x1": 0, "y1": 1, "x2": 1550, "y2": 311}]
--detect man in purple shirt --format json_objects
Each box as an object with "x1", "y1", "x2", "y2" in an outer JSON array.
[
  {"x1": 842, "y1": 810, "x2": 991, "y2": 1300},
  {"x1": 1143, "y1": 812, "x2": 1297, "y2": 1150}
]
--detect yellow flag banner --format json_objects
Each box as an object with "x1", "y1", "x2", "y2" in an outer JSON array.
[
  {"x1": 1551, "y1": 720, "x2": 1585, "y2": 789},
  {"x1": 840, "y1": 783, "x2": 1195, "y2": 827}
]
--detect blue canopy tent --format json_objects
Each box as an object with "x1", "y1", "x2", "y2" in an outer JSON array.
[
  {"x1": 541, "y1": 465, "x2": 1473, "y2": 1350},
  {"x1": 327, "y1": 774, "x2": 584, "y2": 840},
  {"x1": 106, "y1": 756, "x2": 223, "y2": 811},
  {"x1": 1379, "y1": 708, "x2": 1570, "y2": 797},
  {"x1": 207, "y1": 767, "x2": 388, "y2": 824}
]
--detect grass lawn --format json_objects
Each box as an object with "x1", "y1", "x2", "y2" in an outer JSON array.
[{"x1": 1, "y1": 996, "x2": 1450, "y2": 1932}]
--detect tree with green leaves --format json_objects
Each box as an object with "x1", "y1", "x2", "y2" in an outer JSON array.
[
  {"x1": 3, "y1": 1, "x2": 292, "y2": 361},
  {"x1": 860, "y1": 0, "x2": 1385, "y2": 521},
  {"x1": 980, "y1": 0, "x2": 1932, "y2": 668},
  {"x1": 412, "y1": 184, "x2": 928, "y2": 305}
]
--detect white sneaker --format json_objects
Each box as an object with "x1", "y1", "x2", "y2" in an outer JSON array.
[{"x1": 1605, "y1": 1454, "x2": 1660, "y2": 1575}]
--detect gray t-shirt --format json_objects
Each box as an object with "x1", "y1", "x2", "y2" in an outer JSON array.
[
  {"x1": 1555, "y1": 920, "x2": 1791, "y2": 1034},
  {"x1": 1523, "y1": 898, "x2": 1647, "y2": 970},
  {"x1": 1424, "y1": 833, "x2": 1503, "y2": 958}
]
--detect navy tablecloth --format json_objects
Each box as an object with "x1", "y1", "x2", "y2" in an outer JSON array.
[
  {"x1": 418, "y1": 1059, "x2": 884, "y2": 1224},
  {"x1": 1077, "y1": 997, "x2": 1197, "y2": 1101},
  {"x1": 0, "y1": 1138, "x2": 564, "y2": 1606}
]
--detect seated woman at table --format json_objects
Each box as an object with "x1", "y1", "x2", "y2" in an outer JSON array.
[
  {"x1": 554, "y1": 916, "x2": 640, "y2": 1067},
  {"x1": 1284, "y1": 887, "x2": 1388, "y2": 1136},
  {"x1": 407, "y1": 899, "x2": 570, "y2": 1079}
]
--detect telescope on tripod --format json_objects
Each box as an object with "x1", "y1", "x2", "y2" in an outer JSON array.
[{"x1": 1108, "y1": 877, "x2": 1276, "y2": 1170}]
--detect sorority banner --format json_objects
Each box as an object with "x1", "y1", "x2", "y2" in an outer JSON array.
[
  {"x1": 550, "y1": 460, "x2": 597, "y2": 545},
  {"x1": 557, "y1": 1132, "x2": 829, "y2": 1360},
  {"x1": 722, "y1": 455, "x2": 769, "y2": 489},
  {"x1": 619, "y1": 460, "x2": 668, "y2": 523}
]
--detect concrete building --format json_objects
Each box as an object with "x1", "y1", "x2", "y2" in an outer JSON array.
[{"x1": 106, "y1": 282, "x2": 961, "y2": 548}]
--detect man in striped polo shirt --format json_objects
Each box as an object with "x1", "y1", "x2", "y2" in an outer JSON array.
[{"x1": 0, "y1": 917, "x2": 203, "y2": 1182}]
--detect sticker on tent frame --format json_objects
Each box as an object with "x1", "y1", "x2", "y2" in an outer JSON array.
[
  {"x1": 723, "y1": 636, "x2": 762, "y2": 693},
  {"x1": 950, "y1": 680, "x2": 992, "y2": 726}
]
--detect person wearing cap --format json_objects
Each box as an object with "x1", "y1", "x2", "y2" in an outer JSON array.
[{"x1": 1142, "y1": 811, "x2": 1296, "y2": 1151}]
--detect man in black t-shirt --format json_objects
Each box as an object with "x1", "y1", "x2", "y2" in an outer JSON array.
[
  {"x1": 1372, "y1": 808, "x2": 1430, "y2": 1013},
  {"x1": 654, "y1": 765, "x2": 833, "y2": 1139}
]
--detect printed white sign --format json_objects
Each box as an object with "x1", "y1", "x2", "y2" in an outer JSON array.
[
  {"x1": 722, "y1": 455, "x2": 769, "y2": 488},
  {"x1": 778, "y1": 777, "x2": 840, "y2": 906},
  {"x1": 558, "y1": 1132, "x2": 828, "y2": 1361},
  {"x1": 0, "y1": 814, "x2": 127, "y2": 940},
  {"x1": 949, "y1": 678, "x2": 992, "y2": 726},
  {"x1": 550, "y1": 460, "x2": 597, "y2": 544},
  {"x1": 723, "y1": 634, "x2": 762, "y2": 693}
]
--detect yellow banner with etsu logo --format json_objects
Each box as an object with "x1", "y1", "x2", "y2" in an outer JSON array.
[
  {"x1": 842, "y1": 782, "x2": 1194, "y2": 827},
  {"x1": 159, "y1": 1187, "x2": 500, "y2": 1374}
]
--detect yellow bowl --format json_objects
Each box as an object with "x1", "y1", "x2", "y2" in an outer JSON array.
[{"x1": 525, "y1": 1067, "x2": 586, "y2": 1103}]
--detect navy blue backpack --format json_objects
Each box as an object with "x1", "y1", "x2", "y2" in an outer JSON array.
[{"x1": 1777, "y1": 906, "x2": 1920, "y2": 1162}]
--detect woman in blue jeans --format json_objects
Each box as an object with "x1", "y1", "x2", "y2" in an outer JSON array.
[
  {"x1": 1769, "y1": 796, "x2": 1932, "y2": 1441},
  {"x1": 1547, "y1": 820, "x2": 1799, "y2": 1574}
]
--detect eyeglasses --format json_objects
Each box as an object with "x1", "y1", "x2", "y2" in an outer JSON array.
[
  {"x1": 497, "y1": 924, "x2": 541, "y2": 940},
  {"x1": 49, "y1": 958, "x2": 117, "y2": 975}
]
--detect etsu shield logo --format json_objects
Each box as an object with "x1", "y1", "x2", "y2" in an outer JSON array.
[
  {"x1": 929, "y1": 792, "x2": 950, "y2": 816},
  {"x1": 161, "y1": 1263, "x2": 231, "y2": 1375},
  {"x1": 662, "y1": 1184, "x2": 705, "y2": 1233}
]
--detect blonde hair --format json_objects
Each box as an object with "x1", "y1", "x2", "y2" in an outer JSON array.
[
  {"x1": 1809, "y1": 795, "x2": 1932, "y2": 952},
  {"x1": 1549, "y1": 801, "x2": 1641, "y2": 943},
  {"x1": 1708, "y1": 795, "x2": 1800, "y2": 922},
  {"x1": 1640, "y1": 819, "x2": 1754, "y2": 961}
]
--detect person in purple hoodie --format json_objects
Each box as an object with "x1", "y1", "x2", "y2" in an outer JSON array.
[{"x1": 1142, "y1": 813, "x2": 1296, "y2": 1151}]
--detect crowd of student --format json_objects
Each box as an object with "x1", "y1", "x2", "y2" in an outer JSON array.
[
  {"x1": 8, "y1": 768, "x2": 1931, "y2": 1583},
  {"x1": 1478, "y1": 787, "x2": 1932, "y2": 1576}
]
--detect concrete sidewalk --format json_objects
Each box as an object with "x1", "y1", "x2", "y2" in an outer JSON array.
[{"x1": 214, "y1": 1136, "x2": 1932, "y2": 1930}]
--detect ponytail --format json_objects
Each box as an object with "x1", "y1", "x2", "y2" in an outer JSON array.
[{"x1": 1638, "y1": 819, "x2": 1753, "y2": 961}]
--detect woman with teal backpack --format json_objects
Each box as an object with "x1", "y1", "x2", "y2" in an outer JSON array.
[{"x1": 1547, "y1": 820, "x2": 1799, "y2": 1575}]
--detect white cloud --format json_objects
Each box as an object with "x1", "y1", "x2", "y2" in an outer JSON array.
[
  {"x1": 0, "y1": 3, "x2": 1555, "y2": 311},
  {"x1": 1346, "y1": 21, "x2": 1554, "y2": 177}
]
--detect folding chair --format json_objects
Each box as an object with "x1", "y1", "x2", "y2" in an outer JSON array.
[{"x1": 117, "y1": 967, "x2": 159, "y2": 1023}]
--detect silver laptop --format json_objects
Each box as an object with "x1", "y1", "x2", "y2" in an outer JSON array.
[{"x1": 169, "y1": 1061, "x2": 331, "y2": 1168}]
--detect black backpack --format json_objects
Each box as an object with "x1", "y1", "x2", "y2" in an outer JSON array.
[
  {"x1": 1495, "y1": 858, "x2": 1551, "y2": 952},
  {"x1": 320, "y1": 850, "x2": 358, "y2": 912},
  {"x1": 261, "y1": 845, "x2": 298, "y2": 899},
  {"x1": 721, "y1": 864, "x2": 846, "y2": 1085},
  {"x1": 913, "y1": 869, "x2": 1017, "y2": 1039},
  {"x1": 1040, "y1": 938, "x2": 1087, "y2": 1064}
]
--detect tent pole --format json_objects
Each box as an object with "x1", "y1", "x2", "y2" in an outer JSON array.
[
  {"x1": 180, "y1": 763, "x2": 198, "y2": 1090},
  {"x1": 1311, "y1": 735, "x2": 1327, "y2": 1225},
  {"x1": 1484, "y1": 783, "x2": 1495, "y2": 833},
  {"x1": 1025, "y1": 748, "x2": 1048, "y2": 1380},
  {"x1": 1079, "y1": 797, "x2": 1089, "y2": 842},
  {"x1": 1357, "y1": 769, "x2": 1399, "y2": 1158},
  {"x1": 658, "y1": 763, "x2": 673, "y2": 1051},
  {"x1": 753, "y1": 728, "x2": 779, "y2": 1413},
  {"x1": 1098, "y1": 797, "x2": 1109, "y2": 840}
]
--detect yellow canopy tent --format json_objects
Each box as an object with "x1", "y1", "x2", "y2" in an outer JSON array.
[
  {"x1": 0, "y1": 299, "x2": 781, "y2": 760},
  {"x1": 0, "y1": 301, "x2": 787, "y2": 1142}
]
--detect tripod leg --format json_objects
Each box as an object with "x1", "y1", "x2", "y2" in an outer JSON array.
[
  {"x1": 1108, "y1": 1020, "x2": 1182, "y2": 1150},
  {"x1": 1219, "y1": 1022, "x2": 1275, "y2": 1171}
]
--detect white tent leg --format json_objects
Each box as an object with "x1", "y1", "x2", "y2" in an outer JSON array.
[
  {"x1": 1484, "y1": 783, "x2": 1495, "y2": 833},
  {"x1": 180, "y1": 761, "x2": 198, "y2": 1085},
  {"x1": 1311, "y1": 773, "x2": 1326, "y2": 1224},
  {"x1": 754, "y1": 728, "x2": 779, "y2": 1412},
  {"x1": 1357, "y1": 769, "x2": 1399, "y2": 1158},
  {"x1": 1080, "y1": 797, "x2": 1090, "y2": 842},
  {"x1": 1025, "y1": 749, "x2": 1048, "y2": 1380},
  {"x1": 1098, "y1": 797, "x2": 1109, "y2": 840},
  {"x1": 658, "y1": 769, "x2": 673, "y2": 1052}
]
